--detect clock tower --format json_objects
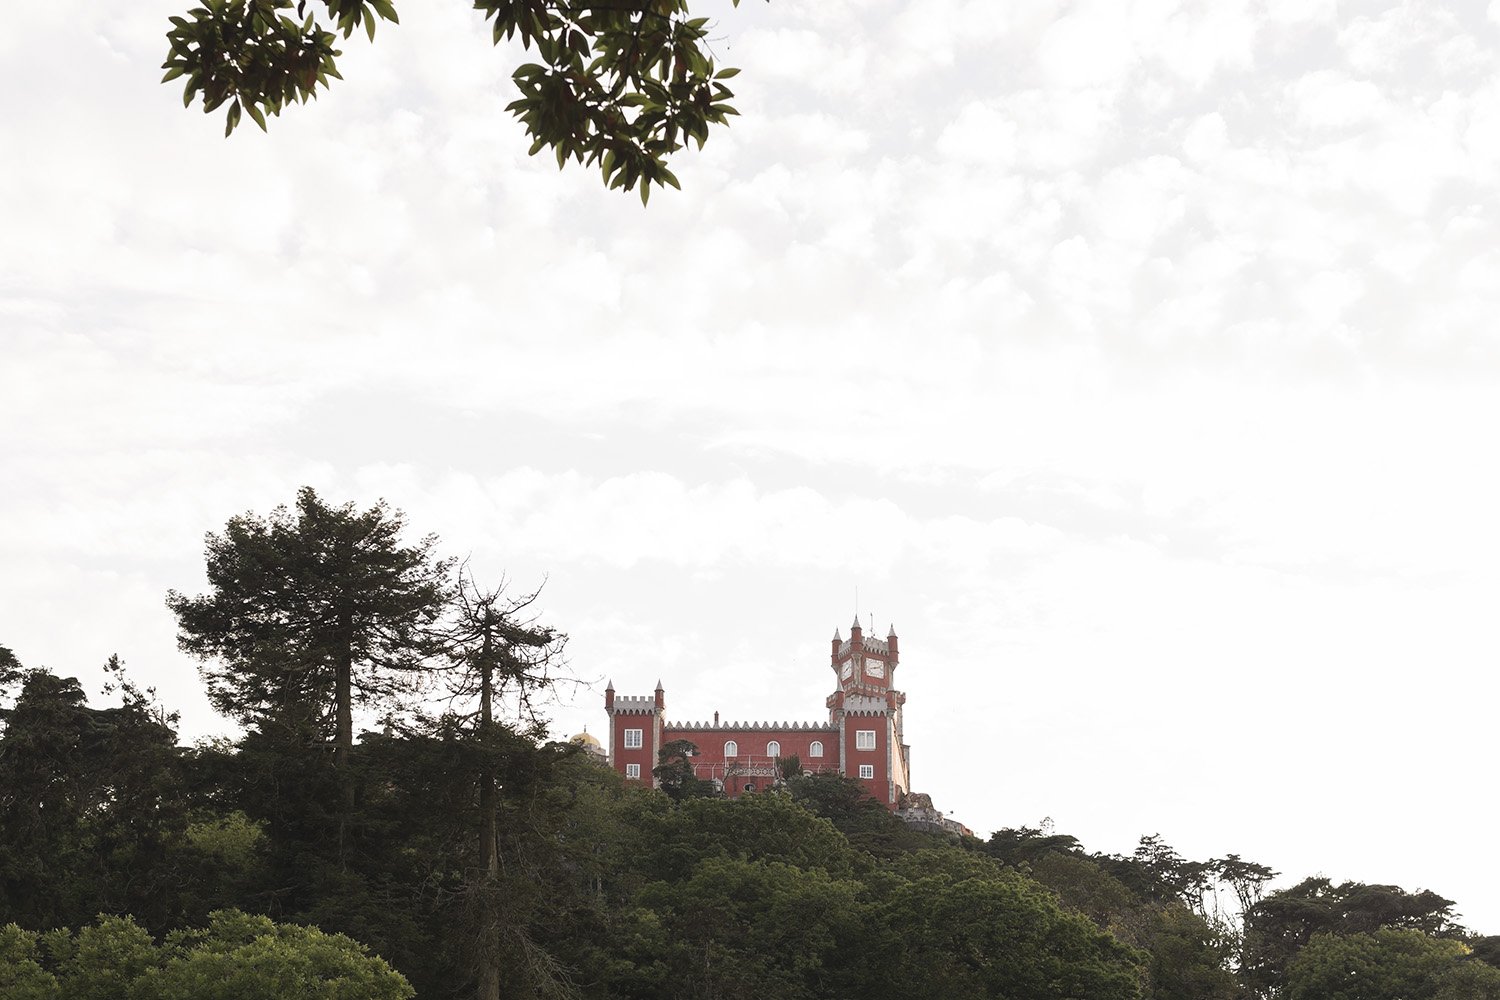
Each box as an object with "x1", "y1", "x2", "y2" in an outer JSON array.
[{"x1": 827, "y1": 617, "x2": 909, "y2": 806}]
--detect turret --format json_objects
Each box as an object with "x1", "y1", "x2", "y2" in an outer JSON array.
[
  {"x1": 850, "y1": 615, "x2": 862, "y2": 645},
  {"x1": 654, "y1": 679, "x2": 665, "y2": 711},
  {"x1": 605, "y1": 679, "x2": 615, "y2": 711},
  {"x1": 887, "y1": 624, "x2": 898, "y2": 664}
]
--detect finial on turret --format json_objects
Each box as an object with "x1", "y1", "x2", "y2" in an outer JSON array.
[
  {"x1": 606, "y1": 679, "x2": 614, "y2": 690},
  {"x1": 655, "y1": 678, "x2": 663, "y2": 691},
  {"x1": 833, "y1": 627, "x2": 841, "y2": 641},
  {"x1": 887, "y1": 623, "x2": 896, "y2": 637}
]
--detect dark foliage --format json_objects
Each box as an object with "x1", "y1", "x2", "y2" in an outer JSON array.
[{"x1": 787, "y1": 772, "x2": 942, "y2": 858}]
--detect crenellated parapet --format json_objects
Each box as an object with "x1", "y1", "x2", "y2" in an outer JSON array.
[
  {"x1": 668, "y1": 720, "x2": 837, "y2": 732},
  {"x1": 608, "y1": 694, "x2": 658, "y2": 714}
]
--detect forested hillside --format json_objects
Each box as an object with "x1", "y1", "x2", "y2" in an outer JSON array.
[{"x1": 2, "y1": 490, "x2": 1495, "y2": 999}]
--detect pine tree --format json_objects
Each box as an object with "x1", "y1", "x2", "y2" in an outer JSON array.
[{"x1": 167, "y1": 486, "x2": 450, "y2": 765}]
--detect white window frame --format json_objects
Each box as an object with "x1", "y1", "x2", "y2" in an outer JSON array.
[
  {"x1": 724, "y1": 740, "x2": 738, "y2": 758},
  {"x1": 625, "y1": 763, "x2": 641, "y2": 779},
  {"x1": 809, "y1": 741, "x2": 824, "y2": 758},
  {"x1": 767, "y1": 740, "x2": 780, "y2": 757},
  {"x1": 859, "y1": 764, "x2": 875, "y2": 780},
  {"x1": 624, "y1": 728, "x2": 643, "y2": 749},
  {"x1": 856, "y1": 730, "x2": 876, "y2": 750}
]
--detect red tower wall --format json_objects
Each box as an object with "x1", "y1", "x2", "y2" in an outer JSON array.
[
  {"x1": 610, "y1": 721, "x2": 655, "y2": 782},
  {"x1": 842, "y1": 713, "x2": 892, "y2": 806},
  {"x1": 607, "y1": 694, "x2": 660, "y2": 784}
]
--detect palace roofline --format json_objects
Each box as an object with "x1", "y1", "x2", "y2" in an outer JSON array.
[{"x1": 666, "y1": 720, "x2": 838, "y2": 732}]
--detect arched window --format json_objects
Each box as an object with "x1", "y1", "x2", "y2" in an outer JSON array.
[
  {"x1": 767, "y1": 740, "x2": 780, "y2": 757},
  {"x1": 724, "y1": 740, "x2": 738, "y2": 758},
  {"x1": 809, "y1": 740, "x2": 824, "y2": 758}
]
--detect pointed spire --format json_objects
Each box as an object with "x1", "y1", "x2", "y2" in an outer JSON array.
[
  {"x1": 606, "y1": 678, "x2": 615, "y2": 690},
  {"x1": 833, "y1": 627, "x2": 841, "y2": 640},
  {"x1": 887, "y1": 623, "x2": 896, "y2": 637},
  {"x1": 851, "y1": 615, "x2": 861, "y2": 630},
  {"x1": 655, "y1": 679, "x2": 663, "y2": 691}
]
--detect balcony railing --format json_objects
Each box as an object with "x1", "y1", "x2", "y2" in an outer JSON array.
[{"x1": 692, "y1": 755, "x2": 782, "y2": 780}]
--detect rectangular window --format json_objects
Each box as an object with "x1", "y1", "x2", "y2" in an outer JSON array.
[
  {"x1": 858, "y1": 764, "x2": 875, "y2": 779},
  {"x1": 624, "y1": 728, "x2": 643, "y2": 749},
  {"x1": 625, "y1": 763, "x2": 641, "y2": 779},
  {"x1": 856, "y1": 730, "x2": 876, "y2": 750}
]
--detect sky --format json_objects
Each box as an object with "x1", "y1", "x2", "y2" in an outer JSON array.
[{"x1": 5, "y1": 0, "x2": 1500, "y2": 930}]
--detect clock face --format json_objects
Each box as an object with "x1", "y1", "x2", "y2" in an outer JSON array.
[
  {"x1": 865, "y1": 658, "x2": 885, "y2": 678},
  {"x1": 840, "y1": 660, "x2": 852, "y2": 679}
]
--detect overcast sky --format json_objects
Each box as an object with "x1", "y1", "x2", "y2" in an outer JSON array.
[{"x1": 5, "y1": 0, "x2": 1500, "y2": 930}]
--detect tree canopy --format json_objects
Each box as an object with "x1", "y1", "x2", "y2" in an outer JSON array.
[
  {"x1": 0, "y1": 910, "x2": 413, "y2": 1000},
  {"x1": 1285, "y1": 928, "x2": 1500, "y2": 1000},
  {"x1": 1243, "y1": 876, "x2": 1466, "y2": 995}
]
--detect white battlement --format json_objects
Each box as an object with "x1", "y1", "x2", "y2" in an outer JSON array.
[{"x1": 836, "y1": 635, "x2": 891, "y2": 657}]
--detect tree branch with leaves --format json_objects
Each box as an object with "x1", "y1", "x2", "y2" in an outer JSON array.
[{"x1": 162, "y1": 0, "x2": 746, "y2": 202}]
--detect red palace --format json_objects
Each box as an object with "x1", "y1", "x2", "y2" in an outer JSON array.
[{"x1": 604, "y1": 617, "x2": 912, "y2": 807}]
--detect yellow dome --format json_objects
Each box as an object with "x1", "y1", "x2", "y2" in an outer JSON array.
[{"x1": 570, "y1": 731, "x2": 602, "y2": 749}]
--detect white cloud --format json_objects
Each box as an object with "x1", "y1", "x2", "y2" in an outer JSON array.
[
  {"x1": 1037, "y1": 6, "x2": 1136, "y2": 89},
  {"x1": 936, "y1": 101, "x2": 1020, "y2": 165},
  {"x1": 1290, "y1": 70, "x2": 1388, "y2": 130},
  {"x1": 1265, "y1": 0, "x2": 1339, "y2": 25}
]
